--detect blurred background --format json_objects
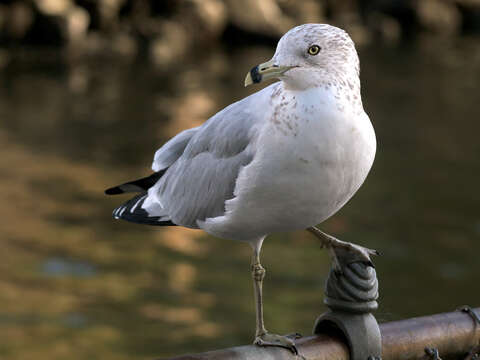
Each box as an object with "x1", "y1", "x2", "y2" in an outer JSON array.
[{"x1": 1, "y1": 0, "x2": 479, "y2": 359}]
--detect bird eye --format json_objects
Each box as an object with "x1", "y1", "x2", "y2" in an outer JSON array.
[{"x1": 308, "y1": 45, "x2": 321, "y2": 56}]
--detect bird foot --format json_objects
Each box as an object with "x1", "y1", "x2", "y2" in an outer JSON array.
[
  {"x1": 307, "y1": 227, "x2": 379, "y2": 273},
  {"x1": 334, "y1": 240, "x2": 378, "y2": 262},
  {"x1": 254, "y1": 332, "x2": 305, "y2": 359},
  {"x1": 329, "y1": 240, "x2": 378, "y2": 274}
]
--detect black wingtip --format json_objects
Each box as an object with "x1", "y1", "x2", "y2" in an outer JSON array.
[
  {"x1": 112, "y1": 193, "x2": 177, "y2": 227},
  {"x1": 105, "y1": 172, "x2": 165, "y2": 196},
  {"x1": 105, "y1": 187, "x2": 124, "y2": 195}
]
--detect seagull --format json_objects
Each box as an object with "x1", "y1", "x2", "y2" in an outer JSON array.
[{"x1": 106, "y1": 23, "x2": 377, "y2": 355}]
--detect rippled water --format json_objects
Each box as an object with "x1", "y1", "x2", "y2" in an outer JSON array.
[{"x1": 0, "y1": 38, "x2": 479, "y2": 359}]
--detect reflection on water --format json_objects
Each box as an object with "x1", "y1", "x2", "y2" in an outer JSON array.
[
  {"x1": 0, "y1": 39, "x2": 479, "y2": 359},
  {"x1": 42, "y1": 258, "x2": 96, "y2": 277}
]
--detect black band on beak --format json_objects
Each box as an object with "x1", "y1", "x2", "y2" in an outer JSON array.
[{"x1": 249, "y1": 65, "x2": 262, "y2": 84}]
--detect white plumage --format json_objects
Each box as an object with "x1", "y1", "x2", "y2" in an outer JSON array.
[{"x1": 106, "y1": 23, "x2": 376, "y2": 353}]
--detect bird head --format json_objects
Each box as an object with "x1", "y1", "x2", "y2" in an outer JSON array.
[{"x1": 245, "y1": 24, "x2": 360, "y2": 90}]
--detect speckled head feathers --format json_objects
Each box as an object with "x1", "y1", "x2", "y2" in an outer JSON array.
[{"x1": 273, "y1": 24, "x2": 360, "y2": 90}]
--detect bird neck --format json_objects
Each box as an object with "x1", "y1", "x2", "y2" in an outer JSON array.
[{"x1": 283, "y1": 68, "x2": 363, "y2": 112}]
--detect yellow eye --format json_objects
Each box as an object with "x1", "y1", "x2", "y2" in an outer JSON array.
[{"x1": 308, "y1": 45, "x2": 321, "y2": 55}]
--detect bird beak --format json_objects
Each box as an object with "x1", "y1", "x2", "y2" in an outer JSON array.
[{"x1": 244, "y1": 60, "x2": 295, "y2": 87}]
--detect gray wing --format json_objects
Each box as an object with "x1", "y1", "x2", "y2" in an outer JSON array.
[
  {"x1": 152, "y1": 127, "x2": 200, "y2": 171},
  {"x1": 146, "y1": 92, "x2": 266, "y2": 228}
]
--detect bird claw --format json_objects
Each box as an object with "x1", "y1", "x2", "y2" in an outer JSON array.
[
  {"x1": 328, "y1": 240, "x2": 378, "y2": 274},
  {"x1": 315, "y1": 231, "x2": 378, "y2": 275},
  {"x1": 308, "y1": 227, "x2": 379, "y2": 268},
  {"x1": 254, "y1": 332, "x2": 305, "y2": 359},
  {"x1": 285, "y1": 332, "x2": 303, "y2": 340},
  {"x1": 342, "y1": 242, "x2": 379, "y2": 263}
]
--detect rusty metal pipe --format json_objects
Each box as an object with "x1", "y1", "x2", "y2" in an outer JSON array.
[{"x1": 161, "y1": 307, "x2": 480, "y2": 360}]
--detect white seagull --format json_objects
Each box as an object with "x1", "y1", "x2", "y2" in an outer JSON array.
[{"x1": 106, "y1": 23, "x2": 377, "y2": 354}]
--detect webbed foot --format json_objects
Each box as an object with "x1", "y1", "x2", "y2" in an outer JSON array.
[
  {"x1": 307, "y1": 226, "x2": 379, "y2": 273},
  {"x1": 254, "y1": 332, "x2": 305, "y2": 359}
]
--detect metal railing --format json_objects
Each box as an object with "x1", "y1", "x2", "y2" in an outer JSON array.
[{"x1": 162, "y1": 307, "x2": 480, "y2": 360}]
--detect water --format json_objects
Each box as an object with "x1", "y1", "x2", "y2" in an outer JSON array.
[{"x1": 0, "y1": 39, "x2": 479, "y2": 359}]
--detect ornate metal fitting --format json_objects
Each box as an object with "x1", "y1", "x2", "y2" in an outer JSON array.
[
  {"x1": 314, "y1": 259, "x2": 382, "y2": 360},
  {"x1": 458, "y1": 305, "x2": 480, "y2": 325},
  {"x1": 457, "y1": 306, "x2": 480, "y2": 360},
  {"x1": 324, "y1": 262, "x2": 378, "y2": 312}
]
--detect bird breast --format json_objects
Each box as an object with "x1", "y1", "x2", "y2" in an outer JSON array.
[
  {"x1": 199, "y1": 84, "x2": 375, "y2": 241},
  {"x1": 232, "y1": 85, "x2": 376, "y2": 233}
]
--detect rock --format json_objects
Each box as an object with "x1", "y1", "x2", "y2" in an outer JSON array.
[
  {"x1": 226, "y1": 0, "x2": 295, "y2": 37},
  {"x1": 188, "y1": 0, "x2": 227, "y2": 37},
  {"x1": 36, "y1": 0, "x2": 72, "y2": 16},
  {"x1": 97, "y1": 0, "x2": 126, "y2": 29},
  {"x1": 279, "y1": 0, "x2": 325, "y2": 25},
  {"x1": 150, "y1": 21, "x2": 190, "y2": 67},
  {"x1": 367, "y1": 12, "x2": 402, "y2": 43},
  {"x1": 65, "y1": 5, "x2": 90, "y2": 43},
  {"x1": 6, "y1": 1, "x2": 34, "y2": 39},
  {"x1": 111, "y1": 33, "x2": 137, "y2": 58},
  {"x1": 417, "y1": 0, "x2": 461, "y2": 34}
]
